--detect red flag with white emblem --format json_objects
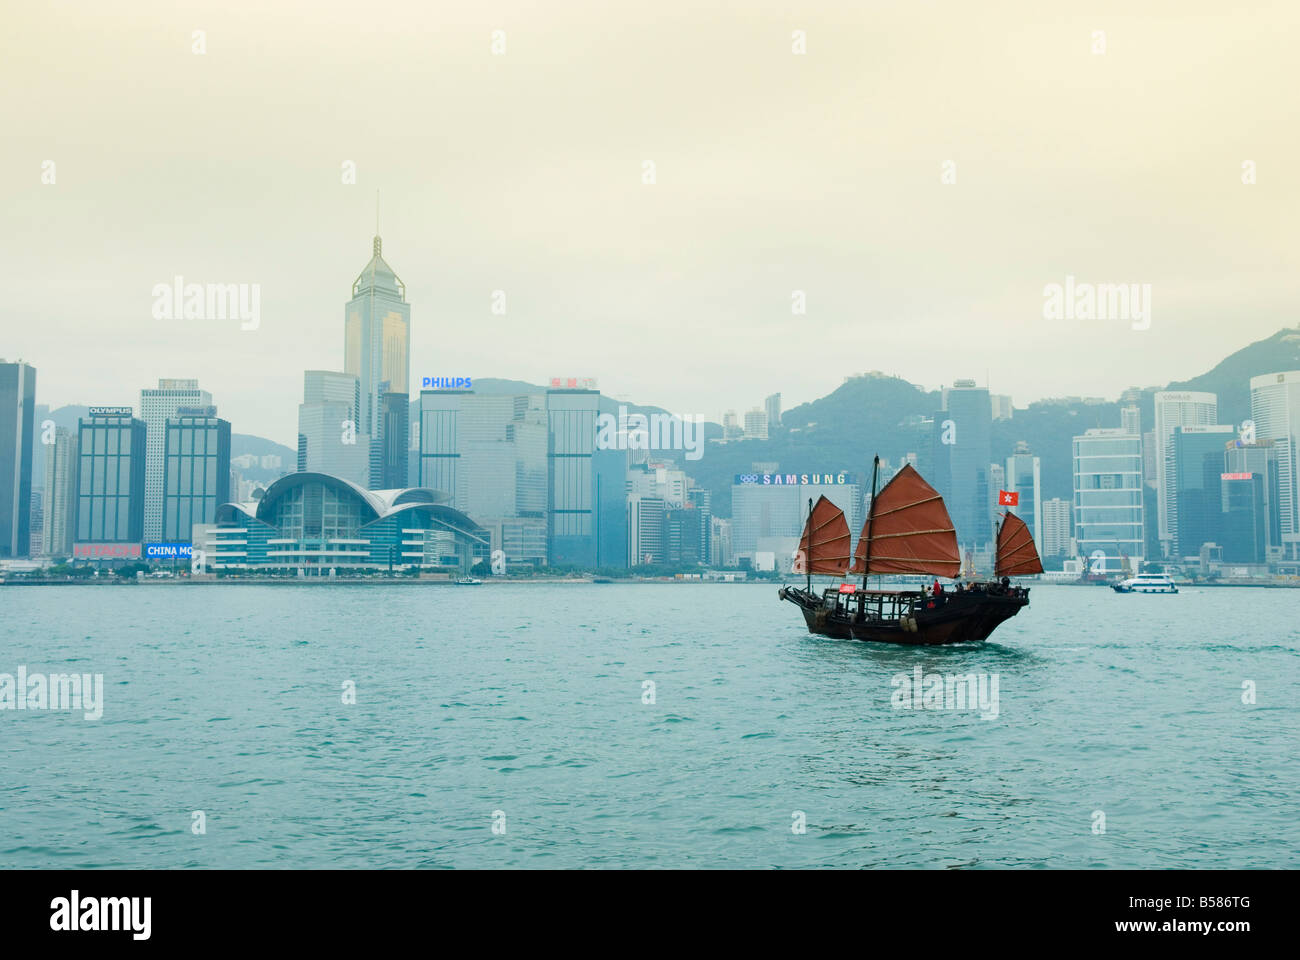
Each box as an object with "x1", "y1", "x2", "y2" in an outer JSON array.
[{"x1": 998, "y1": 490, "x2": 1019, "y2": 506}]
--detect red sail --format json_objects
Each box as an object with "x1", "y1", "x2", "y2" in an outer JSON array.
[
  {"x1": 995, "y1": 511, "x2": 1043, "y2": 577},
  {"x1": 849, "y1": 464, "x2": 960, "y2": 578},
  {"x1": 795, "y1": 495, "x2": 852, "y2": 575}
]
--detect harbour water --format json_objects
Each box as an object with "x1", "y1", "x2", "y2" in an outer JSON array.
[{"x1": 1, "y1": 583, "x2": 1296, "y2": 868}]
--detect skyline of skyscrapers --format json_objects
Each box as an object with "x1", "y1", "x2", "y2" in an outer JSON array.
[{"x1": 5, "y1": 223, "x2": 1299, "y2": 579}]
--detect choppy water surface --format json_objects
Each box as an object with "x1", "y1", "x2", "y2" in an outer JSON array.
[{"x1": 1, "y1": 583, "x2": 1296, "y2": 868}]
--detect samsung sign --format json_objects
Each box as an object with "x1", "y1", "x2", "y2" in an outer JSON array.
[
  {"x1": 144, "y1": 542, "x2": 192, "y2": 559},
  {"x1": 735, "y1": 473, "x2": 850, "y2": 485}
]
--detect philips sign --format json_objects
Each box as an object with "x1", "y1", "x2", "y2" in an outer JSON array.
[
  {"x1": 422, "y1": 377, "x2": 471, "y2": 389},
  {"x1": 144, "y1": 543, "x2": 192, "y2": 559}
]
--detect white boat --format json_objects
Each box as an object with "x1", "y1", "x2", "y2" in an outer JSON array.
[
  {"x1": 455, "y1": 576, "x2": 483, "y2": 585},
  {"x1": 1112, "y1": 573, "x2": 1178, "y2": 594}
]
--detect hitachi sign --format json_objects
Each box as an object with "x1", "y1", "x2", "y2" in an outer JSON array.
[{"x1": 73, "y1": 543, "x2": 142, "y2": 558}]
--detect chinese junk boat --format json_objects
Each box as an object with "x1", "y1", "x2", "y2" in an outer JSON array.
[{"x1": 778, "y1": 457, "x2": 1042, "y2": 645}]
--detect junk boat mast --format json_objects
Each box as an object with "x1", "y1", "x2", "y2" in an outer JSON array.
[{"x1": 779, "y1": 457, "x2": 1040, "y2": 645}]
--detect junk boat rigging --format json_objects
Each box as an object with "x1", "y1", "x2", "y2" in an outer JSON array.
[{"x1": 778, "y1": 456, "x2": 1041, "y2": 645}]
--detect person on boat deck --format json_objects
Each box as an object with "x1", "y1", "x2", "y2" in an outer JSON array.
[{"x1": 931, "y1": 579, "x2": 942, "y2": 597}]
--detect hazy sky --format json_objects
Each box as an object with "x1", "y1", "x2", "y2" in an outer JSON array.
[{"x1": 4, "y1": 0, "x2": 1297, "y2": 446}]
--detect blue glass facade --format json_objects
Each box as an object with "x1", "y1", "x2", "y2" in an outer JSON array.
[
  {"x1": 547, "y1": 390, "x2": 598, "y2": 566},
  {"x1": 162, "y1": 413, "x2": 230, "y2": 541},
  {"x1": 1170, "y1": 426, "x2": 1235, "y2": 557},
  {"x1": 0, "y1": 362, "x2": 36, "y2": 557},
  {"x1": 932, "y1": 384, "x2": 993, "y2": 549},
  {"x1": 76, "y1": 410, "x2": 147, "y2": 544}
]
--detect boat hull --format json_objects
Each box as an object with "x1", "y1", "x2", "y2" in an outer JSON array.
[{"x1": 779, "y1": 585, "x2": 1028, "y2": 646}]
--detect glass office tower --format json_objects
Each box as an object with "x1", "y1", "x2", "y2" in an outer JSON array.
[
  {"x1": 76, "y1": 408, "x2": 147, "y2": 545},
  {"x1": 345, "y1": 234, "x2": 410, "y2": 486},
  {"x1": 141, "y1": 378, "x2": 212, "y2": 541},
  {"x1": 1250, "y1": 371, "x2": 1300, "y2": 560},
  {"x1": 1153, "y1": 391, "x2": 1218, "y2": 554},
  {"x1": 547, "y1": 389, "x2": 599, "y2": 567},
  {"x1": 418, "y1": 389, "x2": 465, "y2": 499},
  {"x1": 161, "y1": 408, "x2": 231, "y2": 541},
  {"x1": 378, "y1": 391, "x2": 409, "y2": 489},
  {"x1": 1168, "y1": 425, "x2": 1234, "y2": 557},
  {"x1": 0, "y1": 360, "x2": 37, "y2": 557},
  {"x1": 933, "y1": 380, "x2": 993, "y2": 549},
  {"x1": 298, "y1": 371, "x2": 368, "y2": 486}
]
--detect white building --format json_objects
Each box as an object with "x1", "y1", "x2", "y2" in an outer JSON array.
[
  {"x1": 42, "y1": 426, "x2": 76, "y2": 557},
  {"x1": 1040, "y1": 497, "x2": 1072, "y2": 558},
  {"x1": 1073, "y1": 428, "x2": 1144, "y2": 573},
  {"x1": 731, "y1": 471, "x2": 863, "y2": 562},
  {"x1": 627, "y1": 495, "x2": 665, "y2": 565},
  {"x1": 722, "y1": 410, "x2": 743, "y2": 440},
  {"x1": 743, "y1": 408, "x2": 769, "y2": 440}
]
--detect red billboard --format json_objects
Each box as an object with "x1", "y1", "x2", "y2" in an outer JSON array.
[{"x1": 73, "y1": 543, "x2": 142, "y2": 559}]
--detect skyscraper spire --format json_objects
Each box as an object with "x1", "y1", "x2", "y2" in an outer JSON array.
[{"x1": 374, "y1": 190, "x2": 381, "y2": 256}]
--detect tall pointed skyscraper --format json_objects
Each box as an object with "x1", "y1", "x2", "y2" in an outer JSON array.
[{"x1": 345, "y1": 213, "x2": 411, "y2": 488}]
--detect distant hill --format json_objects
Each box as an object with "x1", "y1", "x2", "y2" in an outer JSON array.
[
  {"x1": 46, "y1": 405, "x2": 89, "y2": 433},
  {"x1": 1165, "y1": 327, "x2": 1300, "y2": 428},
  {"x1": 688, "y1": 373, "x2": 940, "y2": 517},
  {"x1": 231, "y1": 434, "x2": 295, "y2": 462}
]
